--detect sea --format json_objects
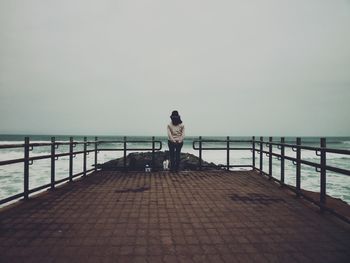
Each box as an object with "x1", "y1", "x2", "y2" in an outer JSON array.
[{"x1": 0, "y1": 135, "x2": 350, "y2": 205}]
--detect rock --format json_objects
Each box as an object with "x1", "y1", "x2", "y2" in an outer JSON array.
[{"x1": 97, "y1": 151, "x2": 219, "y2": 171}]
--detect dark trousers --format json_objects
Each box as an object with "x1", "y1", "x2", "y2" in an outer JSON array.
[{"x1": 168, "y1": 140, "x2": 183, "y2": 171}]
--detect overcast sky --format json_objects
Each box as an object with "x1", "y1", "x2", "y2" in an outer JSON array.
[{"x1": 0, "y1": 0, "x2": 349, "y2": 136}]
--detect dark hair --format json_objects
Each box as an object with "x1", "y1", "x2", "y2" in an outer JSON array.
[
  {"x1": 171, "y1": 117, "x2": 182, "y2": 126},
  {"x1": 170, "y1": 110, "x2": 182, "y2": 126}
]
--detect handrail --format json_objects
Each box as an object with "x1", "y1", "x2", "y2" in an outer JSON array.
[
  {"x1": 251, "y1": 136, "x2": 350, "y2": 224},
  {"x1": 1, "y1": 135, "x2": 349, "y2": 224},
  {"x1": 192, "y1": 137, "x2": 253, "y2": 170},
  {"x1": 253, "y1": 140, "x2": 350, "y2": 155},
  {"x1": 190, "y1": 136, "x2": 350, "y2": 224},
  {"x1": 0, "y1": 136, "x2": 163, "y2": 206},
  {"x1": 0, "y1": 141, "x2": 96, "y2": 149}
]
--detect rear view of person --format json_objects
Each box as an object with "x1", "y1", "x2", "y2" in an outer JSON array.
[{"x1": 167, "y1": 110, "x2": 185, "y2": 172}]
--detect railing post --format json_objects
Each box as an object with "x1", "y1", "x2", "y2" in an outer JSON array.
[
  {"x1": 94, "y1": 136, "x2": 98, "y2": 172},
  {"x1": 268, "y1": 137, "x2": 272, "y2": 179},
  {"x1": 226, "y1": 136, "x2": 230, "y2": 171},
  {"x1": 152, "y1": 136, "x2": 155, "y2": 171},
  {"x1": 199, "y1": 136, "x2": 202, "y2": 171},
  {"x1": 83, "y1": 136, "x2": 87, "y2": 177},
  {"x1": 320, "y1": 137, "x2": 327, "y2": 210},
  {"x1": 123, "y1": 136, "x2": 127, "y2": 171},
  {"x1": 24, "y1": 137, "x2": 30, "y2": 200},
  {"x1": 252, "y1": 136, "x2": 255, "y2": 169},
  {"x1": 280, "y1": 137, "x2": 285, "y2": 185},
  {"x1": 51, "y1": 137, "x2": 55, "y2": 190},
  {"x1": 259, "y1": 136, "x2": 263, "y2": 175},
  {"x1": 69, "y1": 137, "x2": 73, "y2": 182},
  {"x1": 296, "y1": 137, "x2": 301, "y2": 197}
]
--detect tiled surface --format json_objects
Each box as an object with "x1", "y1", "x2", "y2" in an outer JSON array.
[{"x1": 0, "y1": 170, "x2": 349, "y2": 263}]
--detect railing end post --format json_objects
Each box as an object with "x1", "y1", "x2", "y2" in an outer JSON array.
[
  {"x1": 280, "y1": 137, "x2": 285, "y2": 186},
  {"x1": 259, "y1": 136, "x2": 263, "y2": 175},
  {"x1": 296, "y1": 137, "x2": 301, "y2": 197},
  {"x1": 252, "y1": 136, "x2": 256, "y2": 170},
  {"x1": 226, "y1": 136, "x2": 230, "y2": 171},
  {"x1": 50, "y1": 136, "x2": 56, "y2": 190},
  {"x1": 69, "y1": 137, "x2": 73, "y2": 182},
  {"x1": 24, "y1": 137, "x2": 30, "y2": 200},
  {"x1": 83, "y1": 136, "x2": 87, "y2": 177},
  {"x1": 152, "y1": 136, "x2": 155, "y2": 171},
  {"x1": 199, "y1": 136, "x2": 202, "y2": 171},
  {"x1": 123, "y1": 136, "x2": 127, "y2": 172},
  {"x1": 320, "y1": 137, "x2": 327, "y2": 210},
  {"x1": 94, "y1": 136, "x2": 98, "y2": 172}
]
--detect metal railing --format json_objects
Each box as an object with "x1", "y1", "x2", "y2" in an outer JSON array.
[
  {"x1": 252, "y1": 136, "x2": 350, "y2": 223},
  {"x1": 192, "y1": 136, "x2": 350, "y2": 224},
  {"x1": 1, "y1": 135, "x2": 349, "y2": 224},
  {"x1": 0, "y1": 136, "x2": 162, "y2": 205},
  {"x1": 192, "y1": 136, "x2": 253, "y2": 170}
]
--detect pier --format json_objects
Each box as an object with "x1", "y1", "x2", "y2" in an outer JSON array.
[
  {"x1": 1, "y1": 137, "x2": 350, "y2": 262},
  {"x1": 0, "y1": 170, "x2": 349, "y2": 262}
]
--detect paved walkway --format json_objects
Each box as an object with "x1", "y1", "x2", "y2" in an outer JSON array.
[{"x1": 0, "y1": 170, "x2": 349, "y2": 263}]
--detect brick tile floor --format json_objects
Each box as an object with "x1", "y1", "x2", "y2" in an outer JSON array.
[{"x1": 0, "y1": 170, "x2": 350, "y2": 262}]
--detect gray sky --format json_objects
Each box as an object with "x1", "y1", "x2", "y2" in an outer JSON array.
[{"x1": 1, "y1": 0, "x2": 350, "y2": 136}]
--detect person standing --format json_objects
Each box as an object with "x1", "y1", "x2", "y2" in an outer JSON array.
[{"x1": 167, "y1": 110, "x2": 185, "y2": 172}]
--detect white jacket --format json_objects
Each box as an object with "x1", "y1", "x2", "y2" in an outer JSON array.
[{"x1": 167, "y1": 123, "x2": 185, "y2": 143}]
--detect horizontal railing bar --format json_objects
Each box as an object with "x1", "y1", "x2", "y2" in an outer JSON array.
[
  {"x1": 253, "y1": 141, "x2": 321, "y2": 151},
  {"x1": 85, "y1": 168, "x2": 95, "y2": 174},
  {"x1": 0, "y1": 158, "x2": 25, "y2": 166},
  {"x1": 323, "y1": 148, "x2": 350, "y2": 155},
  {"x1": 325, "y1": 165, "x2": 350, "y2": 176},
  {"x1": 98, "y1": 140, "x2": 162, "y2": 143},
  {"x1": 0, "y1": 140, "x2": 162, "y2": 149},
  {"x1": 193, "y1": 147, "x2": 252, "y2": 150},
  {"x1": 0, "y1": 144, "x2": 25, "y2": 149},
  {"x1": 54, "y1": 177, "x2": 70, "y2": 185},
  {"x1": 199, "y1": 164, "x2": 253, "y2": 168},
  {"x1": 0, "y1": 150, "x2": 96, "y2": 166},
  {"x1": 33, "y1": 141, "x2": 98, "y2": 146},
  {"x1": 70, "y1": 169, "x2": 95, "y2": 180},
  {"x1": 257, "y1": 150, "x2": 320, "y2": 168},
  {"x1": 97, "y1": 147, "x2": 162, "y2": 151},
  {"x1": 30, "y1": 153, "x2": 64, "y2": 161},
  {"x1": 253, "y1": 140, "x2": 350, "y2": 155},
  {"x1": 220, "y1": 164, "x2": 253, "y2": 168},
  {"x1": 96, "y1": 148, "x2": 122, "y2": 151},
  {"x1": 0, "y1": 192, "x2": 24, "y2": 205},
  {"x1": 28, "y1": 183, "x2": 52, "y2": 194},
  {"x1": 0, "y1": 142, "x2": 80, "y2": 148},
  {"x1": 192, "y1": 140, "x2": 252, "y2": 143},
  {"x1": 126, "y1": 147, "x2": 162, "y2": 151},
  {"x1": 256, "y1": 149, "x2": 350, "y2": 176},
  {"x1": 72, "y1": 171, "x2": 85, "y2": 178},
  {"x1": 29, "y1": 150, "x2": 95, "y2": 161}
]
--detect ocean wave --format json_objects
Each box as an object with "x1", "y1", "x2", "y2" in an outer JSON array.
[
  {"x1": 302, "y1": 156, "x2": 350, "y2": 161},
  {"x1": 0, "y1": 140, "x2": 53, "y2": 144},
  {"x1": 0, "y1": 141, "x2": 26, "y2": 144},
  {"x1": 0, "y1": 151, "x2": 24, "y2": 160}
]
